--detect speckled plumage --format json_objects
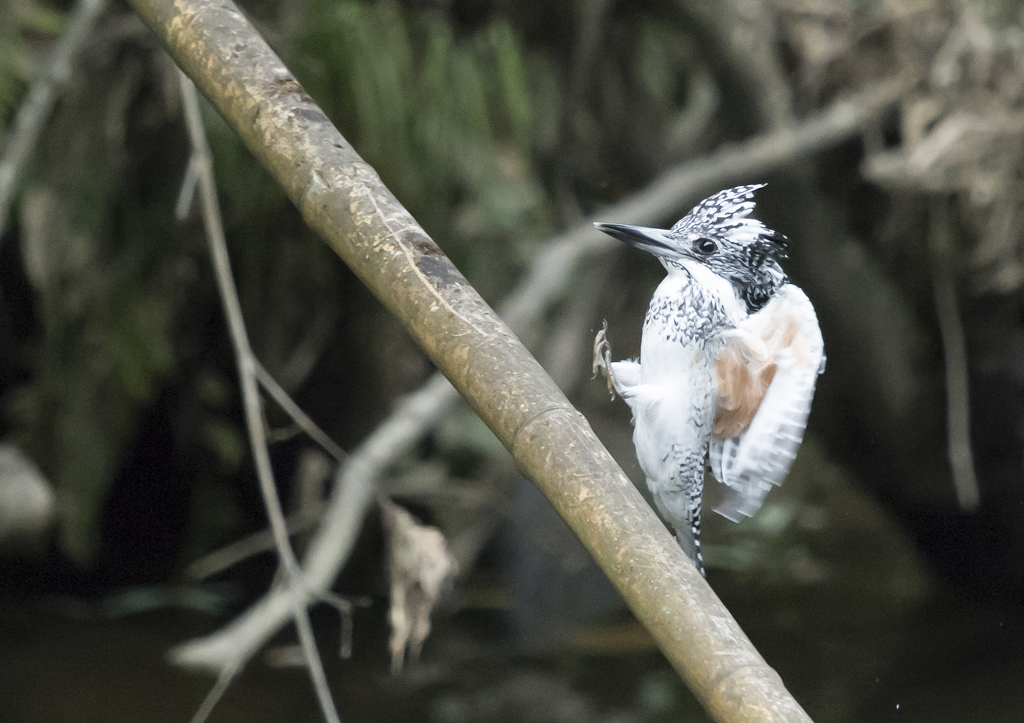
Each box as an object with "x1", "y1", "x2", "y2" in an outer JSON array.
[{"x1": 593, "y1": 185, "x2": 824, "y2": 575}]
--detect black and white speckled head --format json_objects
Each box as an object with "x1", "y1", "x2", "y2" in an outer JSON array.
[{"x1": 595, "y1": 184, "x2": 789, "y2": 312}]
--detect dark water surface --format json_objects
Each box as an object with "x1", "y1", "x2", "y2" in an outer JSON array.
[{"x1": 0, "y1": 575, "x2": 1020, "y2": 723}]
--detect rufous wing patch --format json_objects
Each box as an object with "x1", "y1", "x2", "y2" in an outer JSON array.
[
  {"x1": 714, "y1": 304, "x2": 812, "y2": 439},
  {"x1": 714, "y1": 345, "x2": 774, "y2": 439}
]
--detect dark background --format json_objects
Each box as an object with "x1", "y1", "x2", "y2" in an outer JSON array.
[{"x1": 0, "y1": 0, "x2": 1022, "y2": 721}]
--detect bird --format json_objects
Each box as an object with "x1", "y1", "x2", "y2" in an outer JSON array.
[{"x1": 591, "y1": 184, "x2": 824, "y2": 575}]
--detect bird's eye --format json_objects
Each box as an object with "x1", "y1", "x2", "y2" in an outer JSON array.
[{"x1": 694, "y1": 238, "x2": 717, "y2": 255}]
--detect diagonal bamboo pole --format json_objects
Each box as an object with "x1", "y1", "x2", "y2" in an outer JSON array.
[{"x1": 128, "y1": 1, "x2": 813, "y2": 720}]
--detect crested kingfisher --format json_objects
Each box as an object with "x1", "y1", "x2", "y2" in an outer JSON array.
[{"x1": 592, "y1": 184, "x2": 825, "y2": 575}]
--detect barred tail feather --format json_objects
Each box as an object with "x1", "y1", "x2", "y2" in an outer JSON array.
[{"x1": 672, "y1": 506, "x2": 705, "y2": 578}]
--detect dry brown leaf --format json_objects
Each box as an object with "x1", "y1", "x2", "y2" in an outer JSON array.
[{"x1": 381, "y1": 499, "x2": 457, "y2": 674}]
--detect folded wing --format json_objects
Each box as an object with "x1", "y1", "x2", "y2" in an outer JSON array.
[{"x1": 709, "y1": 285, "x2": 825, "y2": 522}]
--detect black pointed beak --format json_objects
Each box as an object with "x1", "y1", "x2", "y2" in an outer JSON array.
[{"x1": 594, "y1": 223, "x2": 675, "y2": 256}]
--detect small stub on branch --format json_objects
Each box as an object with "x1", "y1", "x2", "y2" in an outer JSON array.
[{"x1": 381, "y1": 499, "x2": 457, "y2": 675}]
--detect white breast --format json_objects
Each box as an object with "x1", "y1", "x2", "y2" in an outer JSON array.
[
  {"x1": 631, "y1": 261, "x2": 746, "y2": 485},
  {"x1": 639, "y1": 261, "x2": 744, "y2": 384}
]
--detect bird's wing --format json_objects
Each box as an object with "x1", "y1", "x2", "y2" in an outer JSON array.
[{"x1": 711, "y1": 285, "x2": 824, "y2": 522}]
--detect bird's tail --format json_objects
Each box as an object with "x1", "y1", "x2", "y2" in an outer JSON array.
[{"x1": 675, "y1": 508, "x2": 705, "y2": 578}]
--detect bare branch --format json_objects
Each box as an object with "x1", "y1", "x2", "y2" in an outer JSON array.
[
  {"x1": 929, "y1": 198, "x2": 980, "y2": 511},
  {"x1": 254, "y1": 360, "x2": 347, "y2": 463},
  {"x1": 176, "y1": 69, "x2": 341, "y2": 723},
  {"x1": 0, "y1": 0, "x2": 108, "y2": 240},
  {"x1": 185, "y1": 510, "x2": 320, "y2": 582},
  {"x1": 170, "y1": 373, "x2": 455, "y2": 672},
  {"x1": 186, "y1": 447, "x2": 335, "y2": 581},
  {"x1": 499, "y1": 77, "x2": 906, "y2": 334},
  {"x1": 187, "y1": 663, "x2": 237, "y2": 723}
]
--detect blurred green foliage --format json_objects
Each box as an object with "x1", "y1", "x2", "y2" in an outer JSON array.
[{"x1": 5, "y1": 33, "x2": 186, "y2": 561}]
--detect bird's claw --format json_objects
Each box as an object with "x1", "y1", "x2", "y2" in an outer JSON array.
[
  {"x1": 591, "y1": 324, "x2": 607, "y2": 378},
  {"x1": 592, "y1": 320, "x2": 616, "y2": 400}
]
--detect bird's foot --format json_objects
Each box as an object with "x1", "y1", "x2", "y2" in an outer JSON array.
[{"x1": 592, "y1": 320, "x2": 616, "y2": 400}]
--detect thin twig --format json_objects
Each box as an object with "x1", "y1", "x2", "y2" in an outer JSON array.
[
  {"x1": 185, "y1": 510, "x2": 321, "y2": 581},
  {"x1": 180, "y1": 162, "x2": 344, "y2": 463},
  {"x1": 177, "y1": 70, "x2": 342, "y2": 723},
  {"x1": 929, "y1": 198, "x2": 980, "y2": 511},
  {"x1": 0, "y1": 0, "x2": 108, "y2": 240},
  {"x1": 187, "y1": 663, "x2": 237, "y2": 723},
  {"x1": 255, "y1": 360, "x2": 347, "y2": 462},
  {"x1": 189, "y1": 393, "x2": 343, "y2": 579},
  {"x1": 169, "y1": 79, "x2": 905, "y2": 675},
  {"x1": 189, "y1": 369, "x2": 345, "y2": 580},
  {"x1": 174, "y1": 155, "x2": 201, "y2": 220}
]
